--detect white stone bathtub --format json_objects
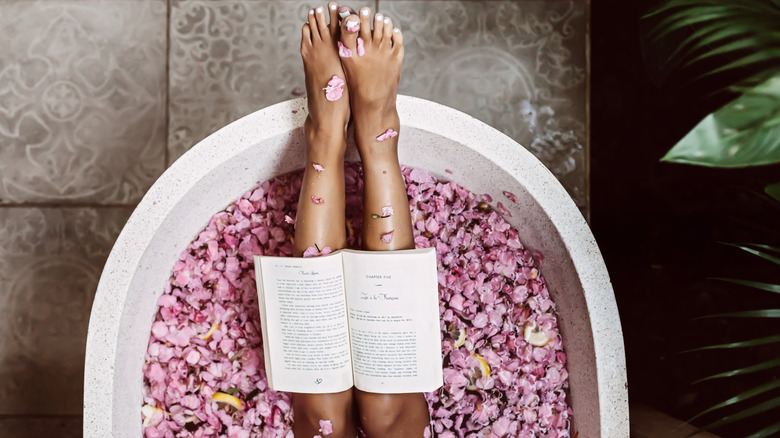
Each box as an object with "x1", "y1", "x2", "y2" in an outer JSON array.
[{"x1": 85, "y1": 96, "x2": 628, "y2": 437}]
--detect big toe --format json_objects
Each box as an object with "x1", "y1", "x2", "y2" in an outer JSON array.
[{"x1": 339, "y1": 14, "x2": 360, "y2": 57}]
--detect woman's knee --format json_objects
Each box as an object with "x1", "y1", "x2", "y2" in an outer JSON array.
[
  {"x1": 292, "y1": 390, "x2": 356, "y2": 437},
  {"x1": 354, "y1": 391, "x2": 429, "y2": 437}
]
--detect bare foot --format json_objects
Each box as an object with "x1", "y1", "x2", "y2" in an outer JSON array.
[
  {"x1": 301, "y1": 2, "x2": 351, "y2": 146},
  {"x1": 337, "y1": 6, "x2": 404, "y2": 160}
]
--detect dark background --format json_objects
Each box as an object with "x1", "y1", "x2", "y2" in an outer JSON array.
[{"x1": 591, "y1": 1, "x2": 780, "y2": 436}]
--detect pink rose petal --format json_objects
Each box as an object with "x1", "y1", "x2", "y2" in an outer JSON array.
[
  {"x1": 323, "y1": 76, "x2": 345, "y2": 101},
  {"x1": 313, "y1": 163, "x2": 325, "y2": 172},
  {"x1": 319, "y1": 419, "x2": 333, "y2": 436},
  {"x1": 311, "y1": 195, "x2": 324, "y2": 204},
  {"x1": 337, "y1": 41, "x2": 352, "y2": 58},
  {"x1": 381, "y1": 230, "x2": 394, "y2": 244},
  {"x1": 381, "y1": 206, "x2": 394, "y2": 217},
  {"x1": 357, "y1": 37, "x2": 365, "y2": 56},
  {"x1": 503, "y1": 190, "x2": 518, "y2": 203},
  {"x1": 376, "y1": 128, "x2": 398, "y2": 142},
  {"x1": 346, "y1": 19, "x2": 359, "y2": 33}
]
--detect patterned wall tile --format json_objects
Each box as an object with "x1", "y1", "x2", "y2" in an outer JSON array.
[
  {"x1": 168, "y1": 0, "x2": 378, "y2": 163},
  {"x1": 379, "y1": 0, "x2": 588, "y2": 206},
  {"x1": 0, "y1": 416, "x2": 81, "y2": 438},
  {"x1": 0, "y1": 207, "x2": 132, "y2": 415},
  {"x1": 0, "y1": 0, "x2": 167, "y2": 204}
]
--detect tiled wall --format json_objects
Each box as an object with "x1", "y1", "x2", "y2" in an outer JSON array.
[{"x1": 0, "y1": 0, "x2": 587, "y2": 435}]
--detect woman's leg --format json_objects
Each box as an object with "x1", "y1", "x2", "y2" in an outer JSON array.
[
  {"x1": 292, "y1": 4, "x2": 356, "y2": 438},
  {"x1": 338, "y1": 7, "x2": 431, "y2": 437}
]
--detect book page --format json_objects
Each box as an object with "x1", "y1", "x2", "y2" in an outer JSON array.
[
  {"x1": 342, "y1": 248, "x2": 443, "y2": 393},
  {"x1": 255, "y1": 253, "x2": 353, "y2": 393}
]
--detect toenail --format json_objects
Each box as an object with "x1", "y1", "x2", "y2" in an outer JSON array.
[
  {"x1": 329, "y1": 4, "x2": 337, "y2": 10},
  {"x1": 375, "y1": 14, "x2": 383, "y2": 21},
  {"x1": 393, "y1": 27, "x2": 400, "y2": 32},
  {"x1": 309, "y1": 9, "x2": 314, "y2": 14},
  {"x1": 338, "y1": 10, "x2": 350, "y2": 18},
  {"x1": 361, "y1": 9, "x2": 369, "y2": 16},
  {"x1": 316, "y1": 6, "x2": 323, "y2": 13},
  {"x1": 346, "y1": 19, "x2": 359, "y2": 32},
  {"x1": 384, "y1": 18, "x2": 390, "y2": 24}
]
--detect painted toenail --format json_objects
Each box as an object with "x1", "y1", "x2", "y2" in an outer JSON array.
[
  {"x1": 330, "y1": 4, "x2": 337, "y2": 10},
  {"x1": 338, "y1": 10, "x2": 350, "y2": 18},
  {"x1": 361, "y1": 9, "x2": 369, "y2": 16},
  {"x1": 346, "y1": 19, "x2": 359, "y2": 32},
  {"x1": 384, "y1": 18, "x2": 390, "y2": 24},
  {"x1": 309, "y1": 9, "x2": 314, "y2": 14},
  {"x1": 316, "y1": 6, "x2": 323, "y2": 13},
  {"x1": 393, "y1": 28, "x2": 400, "y2": 32},
  {"x1": 376, "y1": 14, "x2": 383, "y2": 21}
]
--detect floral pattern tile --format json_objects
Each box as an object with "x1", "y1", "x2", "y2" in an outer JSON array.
[
  {"x1": 380, "y1": 0, "x2": 588, "y2": 206},
  {"x1": 170, "y1": 0, "x2": 334, "y2": 162},
  {"x1": 0, "y1": 416, "x2": 82, "y2": 438},
  {"x1": 0, "y1": 207, "x2": 132, "y2": 415},
  {"x1": 0, "y1": 0, "x2": 167, "y2": 204}
]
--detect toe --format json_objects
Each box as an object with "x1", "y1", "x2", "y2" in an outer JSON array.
[
  {"x1": 328, "y1": 2, "x2": 339, "y2": 34},
  {"x1": 340, "y1": 14, "x2": 360, "y2": 55},
  {"x1": 338, "y1": 5, "x2": 357, "y2": 21},
  {"x1": 382, "y1": 16, "x2": 393, "y2": 47},
  {"x1": 314, "y1": 6, "x2": 329, "y2": 39},
  {"x1": 372, "y1": 12, "x2": 384, "y2": 43},
  {"x1": 391, "y1": 26, "x2": 404, "y2": 53},
  {"x1": 301, "y1": 23, "x2": 313, "y2": 51},
  {"x1": 358, "y1": 6, "x2": 372, "y2": 42},
  {"x1": 307, "y1": 9, "x2": 320, "y2": 40}
]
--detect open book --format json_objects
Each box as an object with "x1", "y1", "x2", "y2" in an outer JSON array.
[{"x1": 253, "y1": 248, "x2": 443, "y2": 394}]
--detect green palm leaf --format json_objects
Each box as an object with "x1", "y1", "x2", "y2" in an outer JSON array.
[
  {"x1": 643, "y1": 0, "x2": 780, "y2": 95},
  {"x1": 693, "y1": 358, "x2": 780, "y2": 384},
  {"x1": 722, "y1": 242, "x2": 780, "y2": 265},
  {"x1": 686, "y1": 379, "x2": 780, "y2": 424},
  {"x1": 748, "y1": 243, "x2": 780, "y2": 256},
  {"x1": 747, "y1": 420, "x2": 780, "y2": 438},
  {"x1": 684, "y1": 334, "x2": 780, "y2": 352},
  {"x1": 711, "y1": 278, "x2": 780, "y2": 294},
  {"x1": 695, "y1": 396, "x2": 780, "y2": 434},
  {"x1": 698, "y1": 309, "x2": 780, "y2": 319},
  {"x1": 767, "y1": 183, "x2": 780, "y2": 202},
  {"x1": 661, "y1": 75, "x2": 780, "y2": 167}
]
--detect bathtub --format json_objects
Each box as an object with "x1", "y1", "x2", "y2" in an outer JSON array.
[{"x1": 85, "y1": 96, "x2": 628, "y2": 437}]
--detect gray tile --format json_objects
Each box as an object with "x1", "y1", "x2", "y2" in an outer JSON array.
[
  {"x1": 168, "y1": 0, "x2": 380, "y2": 163},
  {"x1": 169, "y1": 0, "x2": 309, "y2": 162},
  {"x1": 0, "y1": 207, "x2": 132, "y2": 415},
  {"x1": 0, "y1": 0, "x2": 167, "y2": 204},
  {"x1": 0, "y1": 416, "x2": 82, "y2": 438},
  {"x1": 380, "y1": 0, "x2": 587, "y2": 206}
]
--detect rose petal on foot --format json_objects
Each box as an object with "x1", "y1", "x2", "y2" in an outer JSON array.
[
  {"x1": 338, "y1": 41, "x2": 352, "y2": 58},
  {"x1": 311, "y1": 195, "x2": 324, "y2": 204},
  {"x1": 356, "y1": 37, "x2": 365, "y2": 56},
  {"x1": 381, "y1": 230, "x2": 394, "y2": 244},
  {"x1": 323, "y1": 76, "x2": 345, "y2": 101},
  {"x1": 381, "y1": 206, "x2": 394, "y2": 217},
  {"x1": 346, "y1": 19, "x2": 359, "y2": 33},
  {"x1": 313, "y1": 163, "x2": 325, "y2": 172},
  {"x1": 376, "y1": 128, "x2": 398, "y2": 142}
]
